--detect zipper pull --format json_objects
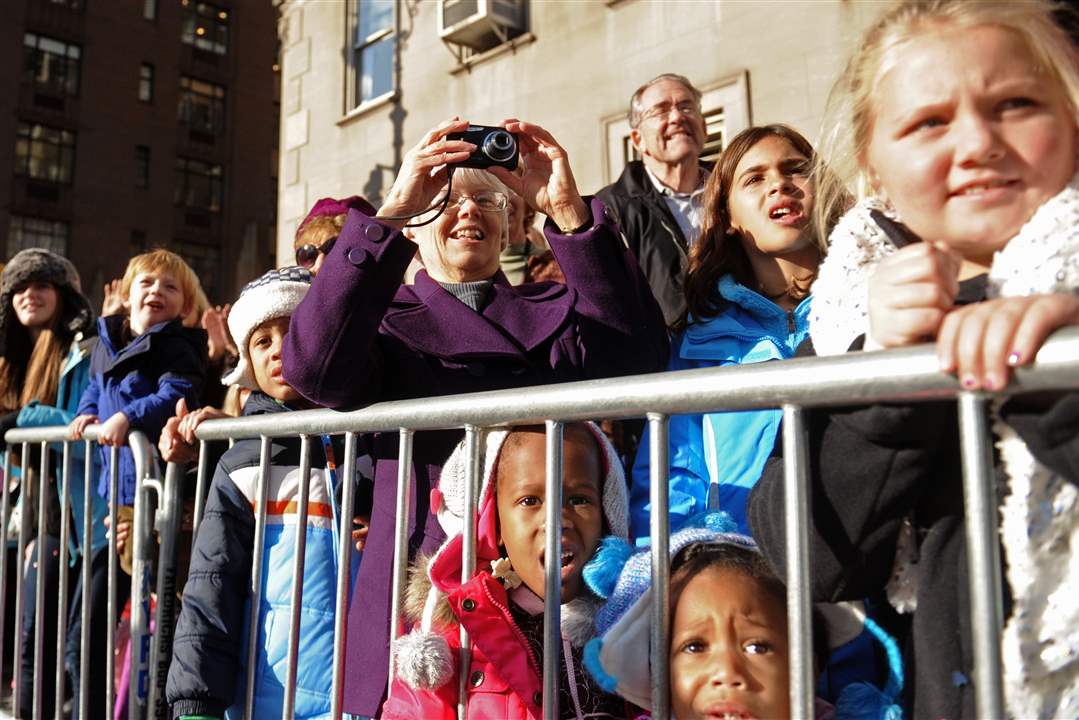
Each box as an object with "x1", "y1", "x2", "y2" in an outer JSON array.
[{"x1": 787, "y1": 310, "x2": 796, "y2": 334}]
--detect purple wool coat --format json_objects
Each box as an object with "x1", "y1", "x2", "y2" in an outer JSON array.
[{"x1": 282, "y1": 196, "x2": 668, "y2": 716}]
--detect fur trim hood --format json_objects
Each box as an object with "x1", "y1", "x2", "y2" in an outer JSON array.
[{"x1": 0, "y1": 249, "x2": 94, "y2": 352}]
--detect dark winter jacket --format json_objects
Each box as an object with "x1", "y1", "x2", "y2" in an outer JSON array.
[
  {"x1": 166, "y1": 392, "x2": 374, "y2": 719},
  {"x1": 597, "y1": 160, "x2": 709, "y2": 326},
  {"x1": 75, "y1": 315, "x2": 207, "y2": 505},
  {"x1": 282, "y1": 196, "x2": 669, "y2": 716}
]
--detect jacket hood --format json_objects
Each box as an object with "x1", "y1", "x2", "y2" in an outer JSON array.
[{"x1": 0, "y1": 248, "x2": 95, "y2": 354}]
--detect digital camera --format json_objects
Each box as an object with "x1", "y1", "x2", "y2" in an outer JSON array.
[{"x1": 446, "y1": 125, "x2": 519, "y2": 170}]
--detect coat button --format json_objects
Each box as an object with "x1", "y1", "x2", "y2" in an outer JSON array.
[
  {"x1": 365, "y1": 223, "x2": 386, "y2": 243},
  {"x1": 533, "y1": 691, "x2": 543, "y2": 706},
  {"x1": 469, "y1": 670, "x2": 484, "y2": 687},
  {"x1": 461, "y1": 598, "x2": 476, "y2": 611},
  {"x1": 347, "y1": 247, "x2": 369, "y2": 267}
]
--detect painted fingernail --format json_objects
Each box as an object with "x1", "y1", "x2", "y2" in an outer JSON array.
[
  {"x1": 962, "y1": 375, "x2": 977, "y2": 389},
  {"x1": 1007, "y1": 351, "x2": 1022, "y2": 366},
  {"x1": 984, "y1": 374, "x2": 1000, "y2": 391}
]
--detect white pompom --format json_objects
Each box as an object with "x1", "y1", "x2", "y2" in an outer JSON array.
[{"x1": 393, "y1": 630, "x2": 454, "y2": 690}]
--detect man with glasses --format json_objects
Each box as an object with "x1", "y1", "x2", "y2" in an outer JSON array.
[{"x1": 598, "y1": 73, "x2": 709, "y2": 325}]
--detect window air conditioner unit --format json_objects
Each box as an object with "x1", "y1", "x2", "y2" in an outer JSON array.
[{"x1": 439, "y1": 0, "x2": 525, "y2": 51}]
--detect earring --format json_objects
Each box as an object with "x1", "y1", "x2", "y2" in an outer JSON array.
[{"x1": 490, "y1": 556, "x2": 522, "y2": 589}]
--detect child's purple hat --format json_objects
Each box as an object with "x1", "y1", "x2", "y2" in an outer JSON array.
[{"x1": 295, "y1": 196, "x2": 371, "y2": 237}]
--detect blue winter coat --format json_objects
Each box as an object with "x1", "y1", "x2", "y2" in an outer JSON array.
[
  {"x1": 166, "y1": 392, "x2": 372, "y2": 720},
  {"x1": 75, "y1": 316, "x2": 207, "y2": 505},
  {"x1": 631, "y1": 274, "x2": 811, "y2": 539},
  {"x1": 15, "y1": 336, "x2": 108, "y2": 555}
]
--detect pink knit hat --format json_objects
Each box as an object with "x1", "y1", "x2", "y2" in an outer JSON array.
[{"x1": 294, "y1": 195, "x2": 372, "y2": 238}]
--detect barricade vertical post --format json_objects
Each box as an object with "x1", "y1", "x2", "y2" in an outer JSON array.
[
  {"x1": 283, "y1": 434, "x2": 313, "y2": 720},
  {"x1": 79, "y1": 440, "x2": 92, "y2": 720},
  {"x1": 647, "y1": 413, "x2": 670, "y2": 720},
  {"x1": 33, "y1": 441, "x2": 48, "y2": 720},
  {"x1": 957, "y1": 393, "x2": 1005, "y2": 719},
  {"x1": 457, "y1": 426, "x2": 482, "y2": 720},
  {"x1": 387, "y1": 429, "x2": 414, "y2": 684},
  {"x1": 244, "y1": 436, "x2": 272, "y2": 718},
  {"x1": 542, "y1": 421, "x2": 564, "y2": 720},
  {"x1": 332, "y1": 432, "x2": 359, "y2": 719},
  {"x1": 0, "y1": 450, "x2": 10, "y2": 711},
  {"x1": 106, "y1": 444, "x2": 120, "y2": 720},
  {"x1": 130, "y1": 435, "x2": 158, "y2": 720},
  {"x1": 12, "y1": 443, "x2": 29, "y2": 719},
  {"x1": 150, "y1": 460, "x2": 184, "y2": 719},
  {"x1": 781, "y1": 404, "x2": 814, "y2": 720},
  {"x1": 192, "y1": 440, "x2": 209, "y2": 538},
  {"x1": 55, "y1": 442, "x2": 73, "y2": 720}
]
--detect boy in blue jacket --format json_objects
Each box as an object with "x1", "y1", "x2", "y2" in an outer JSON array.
[{"x1": 68, "y1": 249, "x2": 207, "y2": 505}]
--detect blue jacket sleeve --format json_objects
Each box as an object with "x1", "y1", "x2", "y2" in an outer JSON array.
[
  {"x1": 122, "y1": 373, "x2": 198, "y2": 433},
  {"x1": 166, "y1": 458, "x2": 254, "y2": 718},
  {"x1": 75, "y1": 374, "x2": 101, "y2": 418},
  {"x1": 631, "y1": 411, "x2": 710, "y2": 545}
]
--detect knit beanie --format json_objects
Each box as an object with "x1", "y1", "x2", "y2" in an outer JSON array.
[
  {"x1": 393, "y1": 422, "x2": 630, "y2": 692},
  {"x1": 221, "y1": 266, "x2": 312, "y2": 390},
  {"x1": 295, "y1": 196, "x2": 372, "y2": 240},
  {"x1": 0, "y1": 248, "x2": 94, "y2": 353}
]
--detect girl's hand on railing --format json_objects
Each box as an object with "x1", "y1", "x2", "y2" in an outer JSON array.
[
  {"x1": 68, "y1": 413, "x2": 98, "y2": 440},
  {"x1": 490, "y1": 119, "x2": 590, "y2": 233},
  {"x1": 97, "y1": 411, "x2": 130, "y2": 447},
  {"x1": 866, "y1": 241, "x2": 961, "y2": 350},
  {"x1": 937, "y1": 293, "x2": 1079, "y2": 391}
]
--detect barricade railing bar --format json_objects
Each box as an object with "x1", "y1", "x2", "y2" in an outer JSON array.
[{"x1": 4, "y1": 327, "x2": 1078, "y2": 720}]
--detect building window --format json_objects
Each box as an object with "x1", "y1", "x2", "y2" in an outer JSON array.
[
  {"x1": 350, "y1": 0, "x2": 394, "y2": 109},
  {"x1": 138, "y1": 63, "x2": 154, "y2": 103},
  {"x1": 178, "y1": 76, "x2": 226, "y2": 138},
  {"x1": 15, "y1": 122, "x2": 76, "y2": 184},
  {"x1": 7, "y1": 216, "x2": 70, "y2": 257},
  {"x1": 173, "y1": 239, "x2": 221, "y2": 299},
  {"x1": 135, "y1": 146, "x2": 150, "y2": 188},
  {"x1": 181, "y1": 1, "x2": 230, "y2": 56},
  {"x1": 47, "y1": 0, "x2": 82, "y2": 9},
  {"x1": 175, "y1": 157, "x2": 223, "y2": 212},
  {"x1": 144, "y1": 0, "x2": 157, "y2": 21},
  {"x1": 23, "y1": 33, "x2": 81, "y2": 97}
]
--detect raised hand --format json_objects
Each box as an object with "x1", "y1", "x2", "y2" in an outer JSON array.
[
  {"x1": 202, "y1": 304, "x2": 237, "y2": 361},
  {"x1": 489, "y1": 120, "x2": 589, "y2": 232},
  {"x1": 101, "y1": 278, "x2": 124, "y2": 317},
  {"x1": 377, "y1": 117, "x2": 477, "y2": 229},
  {"x1": 866, "y1": 241, "x2": 962, "y2": 350}
]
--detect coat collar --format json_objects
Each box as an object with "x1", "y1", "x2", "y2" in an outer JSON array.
[{"x1": 381, "y1": 270, "x2": 572, "y2": 360}]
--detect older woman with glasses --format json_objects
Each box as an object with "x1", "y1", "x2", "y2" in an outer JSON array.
[{"x1": 282, "y1": 117, "x2": 668, "y2": 717}]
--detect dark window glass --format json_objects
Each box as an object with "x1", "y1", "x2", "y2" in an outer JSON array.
[
  {"x1": 23, "y1": 33, "x2": 81, "y2": 97},
  {"x1": 135, "y1": 145, "x2": 150, "y2": 188},
  {"x1": 139, "y1": 63, "x2": 154, "y2": 103},
  {"x1": 144, "y1": 0, "x2": 157, "y2": 20},
  {"x1": 178, "y1": 76, "x2": 226, "y2": 136},
  {"x1": 7, "y1": 216, "x2": 70, "y2": 256},
  {"x1": 48, "y1": 0, "x2": 82, "y2": 9},
  {"x1": 174, "y1": 157, "x2": 223, "y2": 212},
  {"x1": 173, "y1": 239, "x2": 221, "y2": 298},
  {"x1": 15, "y1": 122, "x2": 76, "y2": 183},
  {"x1": 181, "y1": 1, "x2": 230, "y2": 56},
  {"x1": 352, "y1": 0, "x2": 394, "y2": 107}
]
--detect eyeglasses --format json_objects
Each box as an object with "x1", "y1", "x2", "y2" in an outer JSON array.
[
  {"x1": 438, "y1": 190, "x2": 508, "y2": 212},
  {"x1": 295, "y1": 236, "x2": 337, "y2": 269},
  {"x1": 639, "y1": 100, "x2": 701, "y2": 123}
]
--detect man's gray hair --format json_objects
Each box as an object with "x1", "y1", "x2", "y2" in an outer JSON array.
[{"x1": 628, "y1": 73, "x2": 702, "y2": 128}]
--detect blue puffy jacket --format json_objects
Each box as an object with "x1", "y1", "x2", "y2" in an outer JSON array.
[
  {"x1": 631, "y1": 274, "x2": 811, "y2": 539},
  {"x1": 75, "y1": 315, "x2": 206, "y2": 505},
  {"x1": 15, "y1": 335, "x2": 108, "y2": 556},
  {"x1": 166, "y1": 392, "x2": 373, "y2": 720}
]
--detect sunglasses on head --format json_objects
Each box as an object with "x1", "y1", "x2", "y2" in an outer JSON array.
[{"x1": 295, "y1": 236, "x2": 338, "y2": 269}]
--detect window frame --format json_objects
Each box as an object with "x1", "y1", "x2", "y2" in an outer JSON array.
[
  {"x1": 15, "y1": 121, "x2": 77, "y2": 185},
  {"x1": 174, "y1": 156, "x2": 224, "y2": 213},
  {"x1": 23, "y1": 32, "x2": 81, "y2": 98},
  {"x1": 346, "y1": 0, "x2": 396, "y2": 113},
  {"x1": 7, "y1": 215, "x2": 70, "y2": 257},
  {"x1": 139, "y1": 63, "x2": 155, "y2": 104},
  {"x1": 180, "y1": 0, "x2": 231, "y2": 57},
  {"x1": 178, "y1": 75, "x2": 227, "y2": 138}
]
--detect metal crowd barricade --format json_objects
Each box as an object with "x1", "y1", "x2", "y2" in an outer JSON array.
[
  {"x1": 178, "y1": 327, "x2": 1079, "y2": 720},
  {"x1": 0, "y1": 425, "x2": 177, "y2": 720}
]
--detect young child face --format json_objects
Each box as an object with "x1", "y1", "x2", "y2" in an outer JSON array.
[
  {"x1": 128, "y1": 270, "x2": 187, "y2": 335},
  {"x1": 670, "y1": 567, "x2": 790, "y2": 720},
  {"x1": 495, "y1": 428, "x2": 603, "y2": 603},
  {"x1": 248, "y1": 316, "x2": 301, "y2": 403},
  {"x1": 865, "y1": 24, "x2": 1077, "y2": 267}
]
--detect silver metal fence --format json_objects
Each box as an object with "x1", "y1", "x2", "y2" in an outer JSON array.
[{"x1": 4, "y1": 327, "x2": 1078, "y2": 719}]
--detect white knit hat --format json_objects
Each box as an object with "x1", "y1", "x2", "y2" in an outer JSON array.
[{"x1": 221, "y1": 266, "x2": 312, "y2": 390}]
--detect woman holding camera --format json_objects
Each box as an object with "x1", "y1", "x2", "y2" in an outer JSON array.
[{"x1": 281, "y1": 117, "x2": 668, "y2": 716}]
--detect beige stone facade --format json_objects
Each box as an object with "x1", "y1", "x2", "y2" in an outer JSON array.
[{"x1": 275, "y1": 0, "x2": 883, "y2": 264}]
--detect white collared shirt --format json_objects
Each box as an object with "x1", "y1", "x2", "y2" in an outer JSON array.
[{"x1": 644, "y1": 164, "x2": 709, "y2": 247}]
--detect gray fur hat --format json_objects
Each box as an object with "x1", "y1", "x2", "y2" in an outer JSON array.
[{"x1": 0, "y1": 248, "x2": 94, "y2": 352}]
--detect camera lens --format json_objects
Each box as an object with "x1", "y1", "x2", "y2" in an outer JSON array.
[{"x1": 482, "y1": 130, "x2": 516, "y2": 162}]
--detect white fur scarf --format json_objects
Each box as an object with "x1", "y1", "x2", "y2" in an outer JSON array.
[{"x1": 810, "y1": 174, "x2": 1079, "y2": 719}]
